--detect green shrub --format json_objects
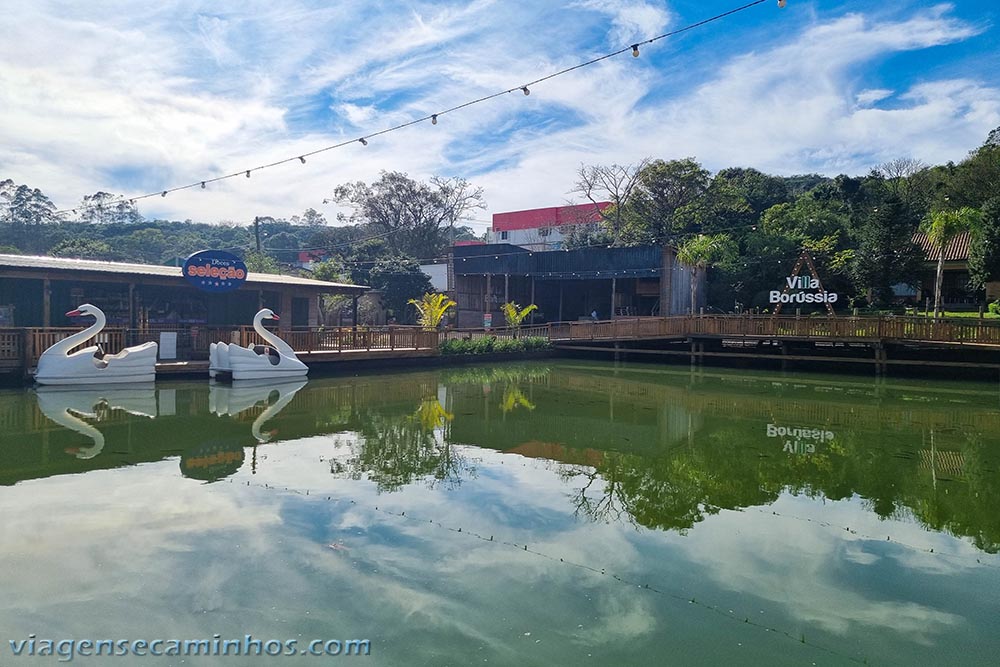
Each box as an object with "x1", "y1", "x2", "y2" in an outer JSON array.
[
  {"x1": 438, "y1": 335, "x2": 551, "y2": 356},
  {"x1": 989, "y1": 300, "x2": 1000, "y2": 316}
]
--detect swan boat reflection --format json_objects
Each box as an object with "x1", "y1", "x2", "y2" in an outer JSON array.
[
  {"x1": 209, "y1": 378, "x2": 308, "y2": 443},
  {"x1": 34, "y1": 385, "x2": 157, "y2": 459}
]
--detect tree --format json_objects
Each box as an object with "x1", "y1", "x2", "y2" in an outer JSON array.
[
  {"x1": 501, "y1": 301, "x2": 538, "y2": 332},
  {"x1": 676, "y1": 234, "x2": 736, "y2": 315},
  {"x1": 969, "y1": 198, "x2": 1000, "y2": 293},
  {"x1": 291, "y1": 207, "x2": 327, "y2": 227},
  {"x1": 5, "y1": 185, "x2": 60, "y2": 251},
  {"x1": 50, "y1": 238, "x2": 116, "y2": 260},
  {"x1": 311, "y1": 258, "x2": 352, "y2": 325},
  {"x1": 571, "y1": 159, "x2": 649, "y2": 245},
  {"x1": 850, "y1": 197, "x2": 923, "y2": 306},
  {"x1": 77, "y1": 192, "x2": 142, "y2": 225},
  {"x1": 408, "y1": 292, "x2": 456, "y2": 330},
  {"x1": 332, "y1": 171, "x2": 485, "y2": 260},
  {"x1": 243, "y1": 250, "x2": 279, "y2": 274},
  {"x1": 922, "y1": 207, "x2": 981, "y2": 317},
  {"x1": 368, "y1": 255, "x2": 433, "y2": 323},
  {"x1": 618, "y1": 158, "x2": 708, "y2": 244}
]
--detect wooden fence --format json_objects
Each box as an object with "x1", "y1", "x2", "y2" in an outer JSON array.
[{"x1": 7, "y1": 316, "x2": 1000, "y2": 370}]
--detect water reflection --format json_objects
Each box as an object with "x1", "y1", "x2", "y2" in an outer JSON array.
[
  {"x1": 3, "y1": 365, "x2": 1000, "y2": 551},
  {"x1": 2, "y1": 363, "x2": 1000, "y2": 664}
]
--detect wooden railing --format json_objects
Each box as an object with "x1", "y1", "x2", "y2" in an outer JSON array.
[
  {"x1": 12, "y1": 315, "x2": 1000, "y2": 370},
  {"x1": 546, "y1": 315, "x2": 1000, "y2": 345},
  {"x1": 0, "y1": 328, "x2": 24, "y2": 365}
]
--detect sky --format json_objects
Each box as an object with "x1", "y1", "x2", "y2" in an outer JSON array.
[{"x1": 1, "y1": 0, "x2": 998, "y2": 231}]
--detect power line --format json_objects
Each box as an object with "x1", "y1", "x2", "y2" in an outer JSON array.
[{"x1": 53, "y1": 0, "x2": 776, "y2": 216}]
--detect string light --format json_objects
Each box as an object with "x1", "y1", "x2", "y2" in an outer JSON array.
[
  {"x1": 431, "y1": 114, "x2": 438, "y2": 125},
  {"x1": 778, "y1": 0, "x2": 787, "y2": 7},
  {"x1": 299, "y1": 156, "x2": 306, "y2": 164},
  {"x1": 201, "y1": 181, "x2": 206, "y2": 189},
  {"x1": 50, "y1": 0, "x2": 771, "y2": 216}
]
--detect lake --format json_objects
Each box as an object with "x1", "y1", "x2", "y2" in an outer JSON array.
[{"x1": 1, "y1": 360, "x2": 999, "y2": 665}]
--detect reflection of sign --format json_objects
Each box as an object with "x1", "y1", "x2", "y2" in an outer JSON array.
[
  {"x1": 182, "y1": 250, "x2": 247, "y2": 293},
  {"x1": 483, "y1": 313, "x2": 492, "y2": 328},
  {"x1": 767, "y1": 423, "x2": 835, "y2": 454}
]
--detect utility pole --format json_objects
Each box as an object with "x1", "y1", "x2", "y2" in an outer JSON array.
[{"x1": 254, "y1": 216, "x2": 262, "y2": 252}]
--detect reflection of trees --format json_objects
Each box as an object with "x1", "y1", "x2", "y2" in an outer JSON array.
[
  {"x1": 331, "y1": 399, "x2": 474, "y2": 493},
  {"x1": 556, "y1": 421, "x2": 1000, "y2": 551},
  {"x1": 500, "y1": 386, "x2": 535, "y2": 413}
]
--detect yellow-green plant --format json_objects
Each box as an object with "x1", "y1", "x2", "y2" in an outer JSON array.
[
  {"x1": 501, "y1": 301, "x2": 538, "y2": 329},
  {"x1": 408, "y1": 292, "x2": 456, "y2": 329}
]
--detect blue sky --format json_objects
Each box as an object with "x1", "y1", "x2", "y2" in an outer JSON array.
[{"x1": 1, "y1": 1, "x2": 997, "y2": 230}]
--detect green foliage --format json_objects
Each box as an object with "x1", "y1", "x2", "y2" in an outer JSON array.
[
  {"x1": 969, "y1": 198, "x2": 1000, "y2": 290},
  {"x1": 243, "y1": 250, "x2": 280, "y2": 274},
  {"x1": 438, "y1": 336, "x2": 550, "y2": 355},
  {"x1": 850, "y1": 197, "x2": 923, "y2": 306},
  {"x1": 989, "y1": 300, "x2": 1000, "y2": 316},
  {"x1": 50, "y1": 238, "x2": 116, "y2": 260},
  {"x1": 500, "y1": 301, "x2": 537, "y2": 329},
  {"x1": 368, "y1": 255, "x2": 433, "y2": 322},
  {"x1": 331, "y1": 170, "x2": 485, "y2": 260},
  {"x1": 409, "y1": 292, "x2": 456, "y2": 329}
]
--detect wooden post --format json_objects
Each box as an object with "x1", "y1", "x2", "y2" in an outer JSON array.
[
  {"x1": 504, "y1": 274, "x2": 509, "y2": 305},
  {"x1": 611, "y1": 277, "x2": 617, "y2": 319},
  {"x1": 43, "y1": 278, "x2": 51, "y2": 328},
  {"x1": 558, "y1": 282, "x2": 564, "y2": 322},
  {"x1": 530, "y1": 276, "x2": 536, "y2": 325}
]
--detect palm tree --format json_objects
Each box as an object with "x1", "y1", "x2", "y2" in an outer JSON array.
[
  {"x1": 501, "y1": 301, "x2": 538, "y2": 335},
  {"x1": 408, "y1": 292, "x2": 456, "y2": 330},
  {"x1": 922, "y1": 208, "x2": 980, "y2": 318},
  {"x1": 675, "y1": 234, "x2": 734, "y2": 315}
]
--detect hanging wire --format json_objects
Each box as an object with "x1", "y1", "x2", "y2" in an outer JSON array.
[{"x1": 53, "y1": 0, "x2": 772, "y2": 216}]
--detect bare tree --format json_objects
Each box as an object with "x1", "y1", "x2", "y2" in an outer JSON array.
[{"x1": 571, "y1": 159, "x2": 650, "y2": 245}]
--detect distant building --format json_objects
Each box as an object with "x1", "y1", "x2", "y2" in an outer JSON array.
[
  {"x1": 485, "y1": 203, "x2": 610, "y2": 251},
  {"x1": 911, "y1": 230, "x2": 1000, "y2": 306},
  {"x1": 449, "y1": 243, "x2": 700, "y2": 328}
]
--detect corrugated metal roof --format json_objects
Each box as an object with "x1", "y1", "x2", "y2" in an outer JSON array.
[
  {"x1": 913, "y1": 230, "x2": 971, "y2": 262},
  {"x1": 0, "y1": 254, "x2": 367, "y2": 291}
]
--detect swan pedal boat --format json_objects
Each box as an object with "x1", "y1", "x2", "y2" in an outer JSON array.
[
  {"x1": 209, "y1": 308, "x2": 308, "y2": 382},
  {"x1": 34, "y1": 304, "x2": 158, "y2": 385}
]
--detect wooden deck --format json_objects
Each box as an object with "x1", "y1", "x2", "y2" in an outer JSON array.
[{"x1": 5, "y1": 315, "x2": 1000, "y2": 381}]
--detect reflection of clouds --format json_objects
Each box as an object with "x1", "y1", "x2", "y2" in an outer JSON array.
[{"x1": 672, "y1": 497, "x2": 965, "y2": 641}]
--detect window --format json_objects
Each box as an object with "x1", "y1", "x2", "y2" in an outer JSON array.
[
  {"x1": 500, "y1": 231, "x2": 508, "y2": 240},
  {"x1": 539, "y1": 227, "x2": 551, "y2": 237}
]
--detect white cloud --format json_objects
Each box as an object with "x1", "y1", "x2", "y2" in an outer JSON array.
[{"x1": 0, "y1": 2, "x2": 996, "y2": 224}]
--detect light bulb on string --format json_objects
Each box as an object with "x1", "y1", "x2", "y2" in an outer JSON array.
[
  {"x1": 161, "y1": 191, "x2": 167, "y2": 197},
  {"x1": 431, "y1": 114, "x2": 438, "y2": 125},
  {"x1": 299, "y1": 156, "x2": 306, "y2": 164},
  {"x1": 778, "y1": 0, "x2": 787, "y2": 7},
  {"x1": 245, "y1": 170, "x2": 251, "y2": 178},
  {"x1": 201, "y1": 181, "x2": 206, "y2": 189},
  {"x1": 359, "y1": 138, "x2": 368, "y2": 146},
  {"x1": 631, "y1": 44, "x2": 640, "y2": 57},
  {"x1": 521, "y1": 86, "x2": 530, "y2": 96}
]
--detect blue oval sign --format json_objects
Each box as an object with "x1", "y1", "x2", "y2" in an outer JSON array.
[{"x1": 182, "y1": 250, "x2": 248, "y2": 293}]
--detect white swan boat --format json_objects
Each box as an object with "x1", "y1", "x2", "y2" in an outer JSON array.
[
  {"x1": 209, "y1": 308, "x2": 307, "y2": 381},
  {"x1": 35, "y1": 385, "x2": 157, "y2": 459},
  {"x1": 34, "y1": 304, "x2": 158, "y2": 385}
]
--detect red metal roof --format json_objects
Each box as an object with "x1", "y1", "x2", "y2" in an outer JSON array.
[
  {"x1": 492, "y1": 202, "x2": 610, "y2": 232},
  {"x1": 913, "y1": 230, "x2": 971, "y2": 262}
]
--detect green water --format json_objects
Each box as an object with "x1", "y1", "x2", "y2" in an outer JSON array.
[{"x1": 1, "y1": 361, "x2": 999, "y2": 666}]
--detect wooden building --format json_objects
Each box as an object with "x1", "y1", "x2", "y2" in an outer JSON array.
[
  {"x1": 449, "y1": 243, "x2": 699, "y2": 328},
  {"x1": 0, "y1": 253, "x2": 366, "y2": 330}
]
